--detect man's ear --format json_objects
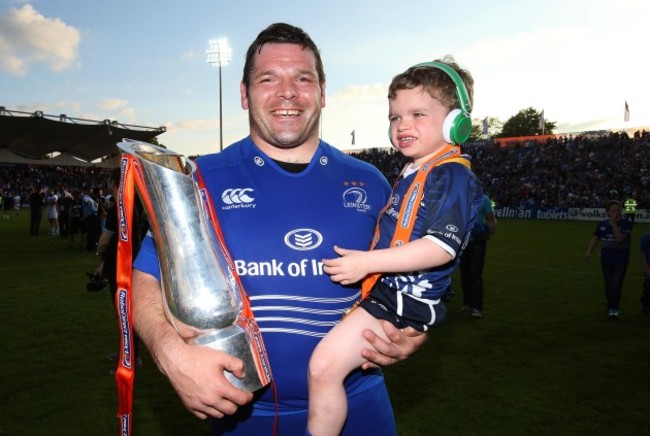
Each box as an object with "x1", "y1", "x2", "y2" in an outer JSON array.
[
  {"x1": 240, "y1": 81, "x2": 249, "y2": 110},
  {"x1": 320, "y1": 80, "x2": 326, "y2": 109}
]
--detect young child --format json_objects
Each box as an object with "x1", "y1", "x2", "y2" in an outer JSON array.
[
  {"x1": 584, "y1": 200, "x2": 634, "y2": 319},
  {"x1": 307, "y1": 58, "x2": 484, "y2": 435}
]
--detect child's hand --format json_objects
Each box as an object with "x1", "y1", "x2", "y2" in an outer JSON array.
[{"x1": 322, "y1": 245, "x2": 370, "y2": 285}]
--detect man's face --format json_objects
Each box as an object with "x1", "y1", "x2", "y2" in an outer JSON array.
[{"x1": 241, "y1": 43, "x2": 325, "y2": 151}]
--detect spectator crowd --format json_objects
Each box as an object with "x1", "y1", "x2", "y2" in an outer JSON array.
[
  {"x1": 1, "y1": 129, "x2": 649, "y2": 242},
  {"x1": 0, "y1": 165, "x2": 110, "y2": 251},
  {"x1": 352, "y1": 130, "x2": 650, "y2": 209}
]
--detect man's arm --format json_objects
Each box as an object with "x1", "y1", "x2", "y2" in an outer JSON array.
[{"x1": 132, "y1": 270, "x2": 253, "y2": 419}]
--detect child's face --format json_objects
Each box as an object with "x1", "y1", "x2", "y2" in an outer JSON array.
[
  {"x1": 606, "y1": 204, "x2": 622, "y2": 222},
  {"x1": 388, "y1": 86, "x2": 448, "y2": 166}
]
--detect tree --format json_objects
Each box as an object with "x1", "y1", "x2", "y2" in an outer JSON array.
[
  {"x1": 469, "y1": 116, "x2": 503, "y2": 141},
  {"x1": 148, "y1": 136, "x2": 166, "y2": 148},
  {"x1": 468, "y1": 122, "x2": 483, "y2": 141},
  {"x1": 497, "y1": 107, "x2": 556, "y2": 137}
]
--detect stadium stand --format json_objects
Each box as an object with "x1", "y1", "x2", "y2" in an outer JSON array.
[
  {"x1": 351, "y1": 130, "x2": 650, "y2": 209},
  {"x1": 1, "y1": 130, "x2": 648, "y2": 211}
]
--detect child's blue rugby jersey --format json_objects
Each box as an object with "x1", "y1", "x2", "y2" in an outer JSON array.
[
  {"x1": 375, "y1": 162, "x2": 483, "y2": 300},
  {"x1": 134, "y1": 136, "x2": 391, "y2": 411}
]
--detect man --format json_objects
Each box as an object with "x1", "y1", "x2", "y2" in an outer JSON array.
[
  {"x1": 97, "y1": 168, "x2": 149, "y2": 310},
  {"x1": 459, "y1": 193, "x2": 496, "y2": 318},
  {"x1": 95, "y1": 168, "x2": 145, "y2": 365},
  {"x1": 45, "y1": 187, "x2": 59, "y2": 236},
  {"x1": 29, "y1": 186, "x2": 44, "y2": 235},
  {"x1": 68, "y1": 190, "x2": 84, "y2": 249},
  {"x1": 13, "y1": 192, "x2": 21, "y2": 216},
  {"x1": 80, "y1": 187, "x2": 99, "y2": 252},
  {"x1": 2, "y1": 190, "x2": 13, "y2": 219},
  {"x1": 132, "y1": 23, "x2": 426, "y2": 435},
  {"x1": 58, "y1": 188, "x2": 73, "y2": 238}
]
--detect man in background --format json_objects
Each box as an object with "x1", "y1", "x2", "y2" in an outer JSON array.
[
  {"x1": 459, "y1": 193, "x2": 497, "y2": 318},
  {"x1": 29, "y1": 186, "x2": 44, "y2": 235},
  {"x1": 94, "y1": 168, "x2": 145, "y2": 365}
]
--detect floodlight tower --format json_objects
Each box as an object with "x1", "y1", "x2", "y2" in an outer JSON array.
[{"x1": 206, "y1": 38, "x2": 232, "y2": 151}]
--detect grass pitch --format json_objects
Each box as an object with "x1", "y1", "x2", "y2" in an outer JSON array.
[{"x1": 1, "y1": 214, "x2": 648, "y2": 435}]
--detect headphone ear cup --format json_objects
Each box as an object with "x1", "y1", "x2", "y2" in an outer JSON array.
[
  {"x1": 443, "y1": 109, "x2": 472, "y2": 145},
  {"x1": 452, "y1": 112, "x2": 472, "y2": 145},
  {"x1": 442, "y1": 109, "x2": 460, "y2": 144}
]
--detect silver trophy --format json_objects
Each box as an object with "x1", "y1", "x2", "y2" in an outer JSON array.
[{"x1": 117, "y1": 139, "x2": 271, "y2": 392}]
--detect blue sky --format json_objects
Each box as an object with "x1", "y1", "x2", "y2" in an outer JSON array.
[{"x1": 1, "y1": 0, "x2": 648, "y2": 158}]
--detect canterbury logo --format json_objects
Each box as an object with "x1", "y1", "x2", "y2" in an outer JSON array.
[
  {"x1": 284, "y1": 228, "x2": 323, "y2": 251},
  {"x1": 222, "y1": 188, "x2": 255, "y2": 205}
]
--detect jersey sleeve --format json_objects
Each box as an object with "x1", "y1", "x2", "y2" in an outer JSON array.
[
  {"x1": 132, "y1": 233, "x2": 161, "y2": 280},
  {"x1": 420, "y1": 163, "x2": 483, "y2": 258}
]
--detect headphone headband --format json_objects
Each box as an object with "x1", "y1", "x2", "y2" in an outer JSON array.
[
  {"x1": 404, "y1": 61, "x2": 473, "y2": 145},
  {"x1": 411, "y1": 61, "x2": 472, "y2": 115}
]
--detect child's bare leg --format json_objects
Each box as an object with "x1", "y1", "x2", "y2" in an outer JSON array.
[{"x1": 307, "y1": 307, "x2": 389, "y2": 436}]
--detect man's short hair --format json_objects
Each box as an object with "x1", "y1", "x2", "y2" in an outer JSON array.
[{"x1": 242, "y1": 22, "x2": 325, "y2": 90}]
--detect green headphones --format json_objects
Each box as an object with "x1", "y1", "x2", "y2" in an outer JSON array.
[{"x1": 391, "y1": 61, "x2": 473, "y2": 145}]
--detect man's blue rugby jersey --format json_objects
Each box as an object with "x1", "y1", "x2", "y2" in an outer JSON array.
[{"x1": 134, "y1": 136, "x2": 391, "y2": 411}]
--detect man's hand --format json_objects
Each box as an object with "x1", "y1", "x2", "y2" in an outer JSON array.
[
  {"x1": 132, "y1": 270, "x2": 253, "y2": 419},
  {"x1": 161, "y1": 343, "x2": 254, "y2": 419},
  {"x1": 360, "y1": 320, "x2": 427, "y2": 370}
]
